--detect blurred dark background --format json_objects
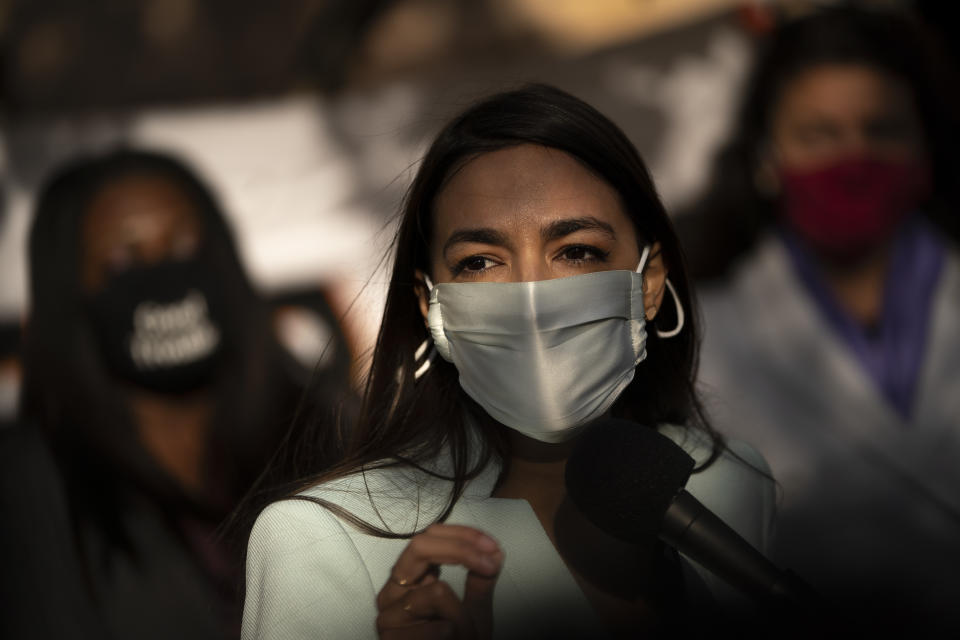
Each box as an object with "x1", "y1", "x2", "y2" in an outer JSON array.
[
  {"x1": 2, "y1": 2, "x2": 960, "y2": 637},
  {"x1": 0, "y1": 0, "x2": 954, "y2": 362}
]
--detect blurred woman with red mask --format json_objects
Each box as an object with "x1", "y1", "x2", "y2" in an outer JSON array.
[{"x1": 680, "y1": 6, "x2": 960, "y2": 635}]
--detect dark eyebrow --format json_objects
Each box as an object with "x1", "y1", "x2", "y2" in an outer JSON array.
[
  {"x1": 541, "y1": 216, "x2": 616, "y2": 242},
  {"x1": 442, "y1": 228, "x2": 511, "y2": 258}
]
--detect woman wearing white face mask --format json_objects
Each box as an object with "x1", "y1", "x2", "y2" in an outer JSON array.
[{"x1": 241, "y1": 84, "x2": 775, "y2": 640}]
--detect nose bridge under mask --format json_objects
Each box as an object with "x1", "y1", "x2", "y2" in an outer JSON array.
[{"x1": 523, "y1": 281, "x2": 560, "y2": 427}]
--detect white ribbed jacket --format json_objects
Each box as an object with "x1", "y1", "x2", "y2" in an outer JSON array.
[{"x1": 242, "y1": 425, "x2": 774, "y2": 639}]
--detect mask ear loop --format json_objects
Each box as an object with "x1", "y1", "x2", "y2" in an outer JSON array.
[
  {"x1": 414, "y1": 274, "x2": 437, "y2": 380},
  {"x1": 635, "y1": 245, "x2": 684, "y2": 338},
  {"x1": 635, "y1": 245, "x2": 651, "y2": 274},
  {"x1": 655, "y1": 279, "x2": 685, "y2": 338}
]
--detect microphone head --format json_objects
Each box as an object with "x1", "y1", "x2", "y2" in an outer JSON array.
[{"x1": 565, "y1": 418, "x2": 696, "y2": 542}]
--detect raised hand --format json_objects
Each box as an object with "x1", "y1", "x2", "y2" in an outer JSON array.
[{"x1": 375, "y1": 524, "x2": 503, "y2": 639}]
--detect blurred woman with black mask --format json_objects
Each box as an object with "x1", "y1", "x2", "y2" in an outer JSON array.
[
  {"x1": 1, "y1": 149, "x2": 348, "y2": 639},
  {"x1": 681, "y1": 6, "x2": 960, "y2": 634}
]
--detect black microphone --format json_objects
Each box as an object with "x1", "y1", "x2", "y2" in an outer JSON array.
[{"x1": 564, "y1": 418, "x2": 816, "y2": 608}]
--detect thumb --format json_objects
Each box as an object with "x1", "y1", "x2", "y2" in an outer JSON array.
[{"x1": 462, "y1": 549, "x2": 503, "y2": 639}]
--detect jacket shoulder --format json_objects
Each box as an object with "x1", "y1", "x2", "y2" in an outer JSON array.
[
  {"x1": 659, "y1": 424, "x2": 775, "y2": 553},
  {"x1": 242, "y1": 498, "x2": 379, "y2": 640}
]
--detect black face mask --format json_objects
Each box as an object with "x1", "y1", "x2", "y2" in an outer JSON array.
[{"x1": 85, "y1": 259, "x2": 227, "y2": 394}]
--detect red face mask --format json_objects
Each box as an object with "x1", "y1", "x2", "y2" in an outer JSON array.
[{"x1": 779, "y1": 156, "x2": 932, "y2": 258}]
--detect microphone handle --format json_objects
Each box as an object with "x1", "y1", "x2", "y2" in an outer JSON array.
[{"x1": 661, "y1": 490, "x2": 817, "y2": 608}]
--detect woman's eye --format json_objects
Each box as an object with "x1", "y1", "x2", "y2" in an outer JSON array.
[
  {"x1": 560, "y1": 245, "x2": 608, "y2": 263},
  {"x1": 793, "y1": 122, "x2": 841, "y2": 147},
  {"x1": 465, "y1": 257, "x2": 490, "y2": 271},
  {"x1": 454, "y1": 256, "x2": 497, "y2": 275}
]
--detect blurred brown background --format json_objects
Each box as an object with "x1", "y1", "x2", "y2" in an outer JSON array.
[{"x1": 0, "y1": 0, "x2": 944, "y2": 353}]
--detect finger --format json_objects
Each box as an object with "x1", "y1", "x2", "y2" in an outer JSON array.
[
  {"x1": 376, "y1": 565, "x2": 439, "y2": 611},
  {"x1": 463, "y1": 549, "x2": 502, "y2": 603},
  {"x1": 463, "y1": 549, "x2": 503, "y2": 639},
  {"x1": 377, "y1": 580, "x2": 464, "y2": 630},
  {"x1": 377, "y1": 526, "x2": 500, "y2": 611},
  {"x1": 391, "y1": 532, "x2": 501, "y2": 585},
  {"x1": 421, "y1": 524, "x2": 500, "y2": 551},
  {"x1": 379, "y1": 620, "x2": 456, "y2": 640}
]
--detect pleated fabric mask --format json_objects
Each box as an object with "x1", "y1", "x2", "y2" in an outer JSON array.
[{"x1": 427, "y1": 247, "x2": 651, "y2": 443}]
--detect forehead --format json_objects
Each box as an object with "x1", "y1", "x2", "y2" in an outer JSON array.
[
  {"x1": 432, "y1": 144, "x2": 632, "y2": 240},
  {"x1": 775, "y1": 63, "x2": 915, "y2": 121},
  {"x1": 83, "y1": 174, "x2": 201, "y2": 239}
]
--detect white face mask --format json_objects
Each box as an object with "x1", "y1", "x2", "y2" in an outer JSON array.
[{"x1": 425, "y1": 246, "x2": 680, "y2": 443}]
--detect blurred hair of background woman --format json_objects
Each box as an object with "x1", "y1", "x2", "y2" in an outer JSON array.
[
  {"x1": 0, "y1": 149, "x2": 353, "y2": 640},
  {"x1": 681, "y1": 5, "x2": 960, "y2": 634}
]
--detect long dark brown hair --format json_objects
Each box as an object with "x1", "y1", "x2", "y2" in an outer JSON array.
[{"x1": 257, "y1": 83, "x2": 722, "y2": 538}]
